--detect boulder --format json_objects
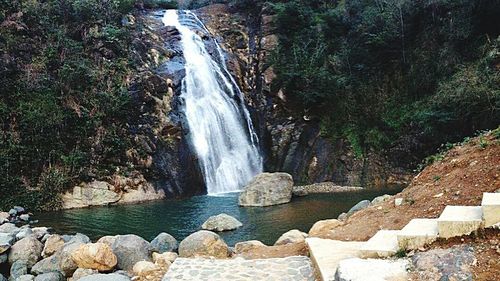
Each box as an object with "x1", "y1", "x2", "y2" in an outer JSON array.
[
  {"x1": 71, "y1": 268, "x2": 98, "y2": 281},
  {"x1": 395, "y1": 198, "x2": 404, "y2": 206},
  {"x1": 0, "y1": 233, "x2": 14, "y2": 254},
  {"x1": 150, "y1": 233, "x2": 178, "y2": 253},
  {"x1": 234, "y1": 240, "x2": 266, "y2": 254},
  {"x1": 0, "y1": 274, "x2": 6, "y2": 281},
  {"x1": 347, "y1": 200, "x2": 371, "y2": 215},
  {"x1": 10, "y1": 260, "x2": 28, "y2": 280},
  {"x1": 16, "y1": 228, "x2": 33, "y2": 240},
  {"x1": 201, "y1": 213, "x2": 242, "y2": 232},
  {"x1": 32, "y1": 227, "x2": 50, "y2": 240},
  {"x1": 0, "y1": 253, "x2": 7, "y2": 264},
  {"x1": 19, "y1": 214, "x2": 30, "y2": 221},
  {"x1": 33, "y1": 234, "x2": 90, "y2": 276},
  {"x1": 33, "y1": 272, "x2": 64, "y2": 281},
  {"x1": 274, "y1": 229, "x2": 308, "y2": 246},
  {"x1": 132, "y1": 260, "x2": 160, "y2": 276},
  {"x1": 178, "y1": 230, "x2": 229, "y2": 258},
  {"x1": 238, "y1": 173, "x2": 294, "y2": 207},
  {"x1": 13, "y1": 206, "x2": 25, "y2": 214},
  {"x1": 111, "y1": 235, "x2": 153, "y2": 271},
  {"x1": 8, "y1": 236, "x2": 43, "y2": 267},
  {"x1": 0, "y1": 212, "x2": 9, "y2": 223},
  {"x1": 152, "y1": 252, "x2": 177, "y2": 266},
  {"x1": 371, "y1": 194, "x2": 391, "y2": 205},
  {"x1": 337, "y1": 212, "x2": 348, "y2": 221},
  {"x1": 42, "y1": 235, "x2": 65, "y2": 258},
  {"x1": 0, "y1": 223, "x2": 20, "y2": 235},
  {"x1": 16, "y1": 275, "x2": 35, "y2": 281},
  {"x1": 61, "y1": 182, "x2": 121, "y2": 209},
  {"x1": 96, "y1": 236, "x2": 117, "y2": 247},
  {"x1": 71, "y1": 243, "x2": 117, "y2": 271},
  {"x1": 78, "y1": 273, "x2": 131, "y2": 281},
  {"x1": 308, "y1": 219, "x2": 342, "y2": 237}
]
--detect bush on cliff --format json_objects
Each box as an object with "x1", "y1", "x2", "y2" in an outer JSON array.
[
  {"x1": 269, "y1": 0, "x2": 500, "y2": 163},
  {"x1": 0, "y1": 0, "x2": 138, "y2": 211}
]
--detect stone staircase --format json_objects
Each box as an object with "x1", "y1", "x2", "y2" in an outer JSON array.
[{"x1": 306, "y1": 192, "x2": 500, "y2": 281}]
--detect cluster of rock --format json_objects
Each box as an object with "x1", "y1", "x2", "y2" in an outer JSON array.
[
  {"x1": 0, "y1": 211, "x2": 179, "y2": 281},
  {"x1": 0, "y1": 207, "x2": 35, "y2": 225},
  {"x1": 61, "y1": 173, "x2": 166, "y2": 209},
  {"x1": 292, "y1": 182, "x2": 363, "y2": 197}
]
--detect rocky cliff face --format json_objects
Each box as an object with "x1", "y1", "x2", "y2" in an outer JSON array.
[{"x1": 196, "y1": 3, "x2": 411, "y2": 188}]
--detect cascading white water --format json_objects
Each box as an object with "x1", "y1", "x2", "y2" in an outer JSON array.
[{"x1": 162, "y1": 10, "x2": 263, "y2": 195}]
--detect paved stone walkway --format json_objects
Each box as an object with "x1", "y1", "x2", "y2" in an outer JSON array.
[{"x1": 162, "y1": 256, "x2": 316, "y2": 281}]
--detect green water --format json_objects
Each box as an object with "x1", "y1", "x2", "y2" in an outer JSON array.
[{"x1": 35, "y1": 189, "x2": 402, "y2": 246}]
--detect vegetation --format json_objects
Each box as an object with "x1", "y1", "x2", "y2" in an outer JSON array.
[
  {"x1": 267, "y1": 0, "x2": 499, "y2": 162},
  {"x1": 0, "y1": 0, "x2": 140, "y2": 211}
]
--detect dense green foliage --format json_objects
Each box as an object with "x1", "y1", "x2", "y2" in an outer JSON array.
[
  {"x1": 0, "y1": 0, "x2": 139, "y2": 211},
  {"x1": 269, "y1": 0, "x2": 500, "y2": 161}
]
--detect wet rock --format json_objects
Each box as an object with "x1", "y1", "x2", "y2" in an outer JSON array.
[
  {"x1": 71, "y1": 268, "x2": 98, "y2": 281},
  {"x1": 19, "y1": 214, "x2": 30, "y2": 222},
  {"x1": 201, "y1": 213, "x2": 242, "y2": 232},
  {"x1": 71, "y1": 243, "x2": 117, "y2": 271},
  {"x1": 274, "y1": 229, "x2": 308, "y2": 246},
  {"x1": 10, "y1": 260, "x2": 28, "y2": 280},
  {"x1": 411, "y1": 245, "x2": 475, "y2": 280},
  {"x1": 42, "y1": 235, "x2": 65, "y2": 258},
  {"x1": 308, "y1": 219, "x2": 342, "y2": 237},
  {"x1": 347, "y1": 200, "x2": 370, "y2": 215},
  {"x1": 238, "y1": 173, "x2": 294, "y2": 207},
  {"x1": 33, "y1": 272, "x2": 64, "y2": 281},
  {"x1": 150, "y1": 232, "x2": 178, "y2": 253},
  {"x1": 8, "y1": 235, "x2": 43, "y2": 267},
  {"x1": 111, "y1": 235, "x2": 153, "y2": 271},
  {"x1": 178, "y1": 230, "x2": 229, "y2": 258},
  {"x1": 78, "y1": 273, "x2": 131, "y2": 281},
  {"x1": 234, "y1": 240, "x2": 266, "y2": 254}
]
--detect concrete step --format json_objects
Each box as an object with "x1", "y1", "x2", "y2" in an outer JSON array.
[
  {"x1": 360, "y1": 230, "x2": 400, "y2": 258},
  {"x1": 397, "y1": 219, "x2": 439, "y2": 250},
  {"x1": 481, "y1": 192, "x2": 500, "y2": 227},
  {"x1": 335, "y1": 258, "x2": 410, "y2": 281},
  {"x1": 437, "y1": 206, "x2": 483, "y2": 238},
  {"x1": 306, "y1": 237, "x2": 365, "y2": 281},
  {"x1": 162, "y1": 256, "x2": 316, "y2": 281}
]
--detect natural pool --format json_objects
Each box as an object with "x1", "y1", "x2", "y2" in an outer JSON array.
[{"x1": 36, "y1": 188, "x2": 402, "y2": 246}]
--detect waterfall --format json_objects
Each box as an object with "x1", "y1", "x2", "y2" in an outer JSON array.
[{"x1": 162, "y1": 10, "x2": 263, "y2": 195}]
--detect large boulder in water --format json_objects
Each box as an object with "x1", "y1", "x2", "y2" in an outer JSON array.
[
  {"x1": 178, "y1": 230, "x2": 229, "y2": 258},
  {"x1": 201, "y1": 213, "x2": 242, "y2": 232},
  {"x1": 111, "y1": 235, "x2": 153, "y2": 271},
  {"x1": 238, "y1": 173, "x2": 294, "y2": 207}
]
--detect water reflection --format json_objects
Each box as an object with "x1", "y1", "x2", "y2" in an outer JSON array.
[{"x1": 36, "y1": 188, "x2": 402, "y2": 246}]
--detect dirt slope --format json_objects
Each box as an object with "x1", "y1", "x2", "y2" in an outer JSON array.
[{"x1": 324, "y1": 131, "x2": 499, "y2": 241}]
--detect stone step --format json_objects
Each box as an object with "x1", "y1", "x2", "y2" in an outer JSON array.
[
  {"x1": 162, "y1": 256, "x2": 316, "y2": 281},
  {"x1": 481, "y1": 192, "x2": 500, "y2": 227},
  {"x1": 335, "y1": 258, "x2": 410, "y2": 281},
  {"x1": 437, "y1": 206, "x2": 483, "y2": 239},
  {"x1": 306, "y1": 237, "x2": 365, "y2": 281},
  {"x1": 360, "y1": 230, "x2": 400, "y2": 258},
  {"x1": 397, "y1": 219, "x2": 439, "y2": 250}
]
